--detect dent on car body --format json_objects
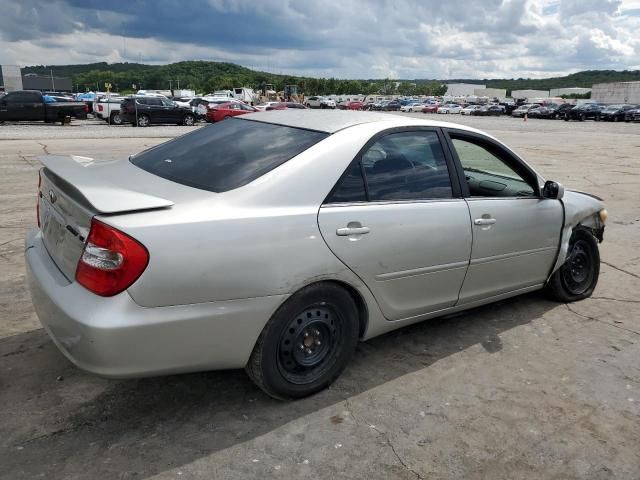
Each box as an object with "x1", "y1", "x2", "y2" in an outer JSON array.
[{"x1": 550, "y1": 189, "x2": 606, "y2": 275}]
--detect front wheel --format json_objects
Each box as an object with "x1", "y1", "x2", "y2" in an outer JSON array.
[
  {"x1": 182, "y1": 113, "x2": 195, "y2": 126},
  {"x1": 246, "y1": 282, "x2": 359, "y2": 399},
  {"x1": 545, "y1": 228, "x2": 600, "y2": 302}
]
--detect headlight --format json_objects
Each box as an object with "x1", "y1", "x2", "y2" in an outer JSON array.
[{"x1": 599, "y1": 209, "x2": 608, "y2": 224}]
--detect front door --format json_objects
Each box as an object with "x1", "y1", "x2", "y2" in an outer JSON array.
[
  {"x1": 445, "y1": 131, "x2": 564, "y2": 303},
  {"x1": 318, "y1": 129, "x2": 472, "y2": 321}
]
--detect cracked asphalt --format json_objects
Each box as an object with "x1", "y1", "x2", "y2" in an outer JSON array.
[{"x1": 1, "y1": 115, "x2": 639, "y2": 479}]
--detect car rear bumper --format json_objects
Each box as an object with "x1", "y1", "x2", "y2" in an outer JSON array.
[{"x1": 25, "y1": 229, "x2": 286, "y2": 378}]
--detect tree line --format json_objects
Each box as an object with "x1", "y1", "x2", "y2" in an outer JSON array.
[{"x1": 21, "y1": 61, "x2": 640, "y2": 96}]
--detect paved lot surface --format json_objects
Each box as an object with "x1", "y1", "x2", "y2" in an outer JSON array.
[{"x1": 1, "y1": 115, "x2": 639, "y2": 479}]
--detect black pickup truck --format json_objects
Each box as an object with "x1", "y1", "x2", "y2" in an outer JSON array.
[{"x1": 0, "y1": 90, "x2": 87, "y2": 123}]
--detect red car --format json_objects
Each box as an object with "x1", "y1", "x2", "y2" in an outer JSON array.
[
  {"x1": 206, "y1": 102, "x2": 258, "y2": 122},
  {"x1": 421, "y1": 104, "x2": 440, "y2": 113},
  {"x1": 338, "y1": 100, "x2": 364, "y2": 110}
]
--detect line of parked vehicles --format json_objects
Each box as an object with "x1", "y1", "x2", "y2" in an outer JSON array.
[{"x1": 3, "y1": 89, "x2": 640, "y2": 126}]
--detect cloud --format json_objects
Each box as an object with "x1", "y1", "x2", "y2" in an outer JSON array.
[{"x1": 0, "y1": 0, "x2": 638, "y2": 79}]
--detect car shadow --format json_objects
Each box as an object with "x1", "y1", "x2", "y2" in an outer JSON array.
[{"x1": 1, "y1": 291, "x2": 557, "y2": 478}]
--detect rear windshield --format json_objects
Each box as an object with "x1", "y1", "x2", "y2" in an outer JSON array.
[{"x1": 131, "y1": 119, "x2": 328, "y2": 192}]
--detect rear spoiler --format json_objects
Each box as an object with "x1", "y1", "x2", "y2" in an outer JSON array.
[{"x1": 38, "y1": 155, "x2": 174, "y2": 214}]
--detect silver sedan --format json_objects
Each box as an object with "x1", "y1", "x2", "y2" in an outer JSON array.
[{"x1": 26, "y1": 110, "x2": 607, "y2": 399}]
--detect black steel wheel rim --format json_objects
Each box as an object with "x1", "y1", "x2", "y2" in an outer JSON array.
[
  {"x1": 277, "y1": 305, "x2": 341, "y2": 385},
  {"x1": 561, "y1": 239, "x2": 594, "y2": 295}
]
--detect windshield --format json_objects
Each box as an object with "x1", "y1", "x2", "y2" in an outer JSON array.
[{"x1": 131, "y1": 119, "x2": 328, "y2": 193}]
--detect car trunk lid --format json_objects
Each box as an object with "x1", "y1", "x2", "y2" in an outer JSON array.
[{"x1": 38, "y1": 155, "x2": 174, "y2": 280}]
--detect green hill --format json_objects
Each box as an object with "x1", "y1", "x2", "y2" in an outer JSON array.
[{"x1": 20, "y1": 61, "x2": 640, "y2": 96}]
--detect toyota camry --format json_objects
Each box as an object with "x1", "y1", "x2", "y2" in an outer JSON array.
[{"x1": 26, "y1": 110, "x2": 607, "y2": 399}]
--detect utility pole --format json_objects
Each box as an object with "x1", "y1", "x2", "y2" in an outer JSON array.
[{"x1": 50, "y1": 70, "x2": 55, "y2": 91}]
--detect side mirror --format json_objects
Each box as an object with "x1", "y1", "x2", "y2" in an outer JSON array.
[{"x1": 543, "y1": 180, "x2": 564, "y2": 200}]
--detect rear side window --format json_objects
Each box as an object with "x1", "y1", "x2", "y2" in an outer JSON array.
[
  {"x1": 131, "y1": 119, "x2": 328, "y2": 192},
  {"x1": 362, "y1": 131, "x2": 452, "y2": 201}
]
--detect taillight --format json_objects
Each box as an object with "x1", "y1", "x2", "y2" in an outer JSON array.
[
  {"x1": 75, "y1": 219, "x2": 149, "y2": 296},
  {"x1": 36, "y1": 170, "x2": 41, "y2": 228},
  {"x1": 98, "y1": 104, "x2": 103, "y2": 112},
  {"x1": 85, "y1": 104, "x2": 89, "y2": 112}
]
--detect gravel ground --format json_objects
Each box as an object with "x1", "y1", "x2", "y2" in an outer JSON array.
[{"x1": 1, "y1": 113, "x2": 639, "y2": 480}]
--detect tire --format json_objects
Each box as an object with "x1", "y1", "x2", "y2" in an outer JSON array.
[
  {"x1": 137, "y1": 114, "x2": 150, "y2": 127},
  {"x1": 109, "y1": 112, "x2": 123, "y2": 125},
  {"x1": 579, "y1": 113, "x2": 585, "y2": 122},
  {"x1": 545, "y1": 227, "x2": 600, "y2": 302},
  {"x1": 182, "y1": 114, "x2": 195, "y2": 126},
  {"x1": 613, "y1": 116, "x2": 619, "y2": 123},
  {"x1": 246, "y1": 282, "x2": 360, "y2": 400},
  {"x1": 564, "y1": 114, "x2": 569, "y2": 121}
]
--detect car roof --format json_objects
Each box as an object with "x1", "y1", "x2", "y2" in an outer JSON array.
[{"x1": 239, "y1": 109, "x2": 493, "y2": 136}]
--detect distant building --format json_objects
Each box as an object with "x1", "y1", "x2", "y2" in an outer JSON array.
[
  {"x1": 591, "y1": 82, "x2": 640, "y2": 104},
  {"x1": 550, "y1": 87, "x2": 591, "y2": 97},
  {"x1": 446, "y1": 83, "x2": 485, "y2": 96},
  {"x1": 511, "y1": 89, "x2": 549, "y2": 100},
  {"x1": 0, "y1": 65, "x2": 23, "y2": 92},
  {"x1": 475, "y1": 87, "x2": 506, "y2": 99},
  {"x1": 22, "y1": 73, "x2": 72, "y2": 92}
]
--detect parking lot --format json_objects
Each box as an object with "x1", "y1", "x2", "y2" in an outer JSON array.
[{"x1": 1, "y1": 114, "x2": 639, "y2": 479}]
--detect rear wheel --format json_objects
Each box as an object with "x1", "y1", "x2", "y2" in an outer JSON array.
[
  {"x1": 109, "y1": 112, "x2": 123, "y2": 125},
  {"x1": 246, "y1": 282, "x2": 359, "y2": 399},
  {"x1": 137, "y1": 114, "x2": 150, "y2": 127},
  {"x1": 546, "y1": 228, "x2": 600, "y2": 302}
]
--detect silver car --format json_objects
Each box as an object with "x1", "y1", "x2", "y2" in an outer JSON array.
[{"x1": 26, "y1": 110, "x2": 607, "y2": 399}]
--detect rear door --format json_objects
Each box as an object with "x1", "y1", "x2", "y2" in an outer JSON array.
[
  {"x1": 318, "y1": 128, "x2": 472, "y2": 321},
  {"x1": 444, "y1": 129, "x2": 563, "y2": 304}
]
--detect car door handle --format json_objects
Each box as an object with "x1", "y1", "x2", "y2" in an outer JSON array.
[
  {"x1": 336, "y1": 226, "x2": 370, "y2": 236},
  {"x1": 474, "y1": 218, "x2": 497, "y2": 226}
]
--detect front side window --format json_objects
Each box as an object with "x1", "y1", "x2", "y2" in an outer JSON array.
[
  {"x1": 131, "y1": 119, "x2": 327, "y2": 193},
  {"x1": 451, "y1": 137, "x2": 536, "y2": 197}
]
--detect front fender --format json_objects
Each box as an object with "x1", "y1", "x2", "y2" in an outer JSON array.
[{"x1": 550, "y1": 190, "x2": 606, "y2": 276}]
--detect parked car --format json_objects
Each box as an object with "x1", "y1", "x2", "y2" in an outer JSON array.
[
  {"x1": 94, "y1": 96, "x2": 125, "y2": 125},
  {"x1": 120, "y1": 96, "x2": 196, "y2": 127},
  {"x1": 0, "y1": 90, "x2": 87, "y2": 123},
  {"x1": 305, "y1": 96, "x2": 336, "y2": 109},
  {"x1": 400, "y1": 102, "x2": 423, "y2": 112},
  {"x1": 472, "y1": 105, "x2": 503, "y2": 116},
  {"x1": 437, "y1": 104, "x2": 462, "y2": 114},
  {"x1": 460, "y1": 105, "x2": 482, "y2": 116},
  {"x1": 27, "y1": 111, "x2": 607, "y2": 399},
  {"x1": 564, "y1": 103, "x2": 604, "y2": 121},
  {"x1": 421, "y1": 104, "x2": 440, "y2": 113},
  {"x1": 206, "y1": 102, "x2": 258, "y2": 122},
  {"x1": 511, "y1": 104, "x2": 540, "y2": 118},
  {"x1": 338, "y1": 100, "x2": 365, "y2": 110},
  {"x1": 255, "y1": 101, "x2": 282, "y2": 112},
  {"x1": 624, "y1": 107, "x2": 640, "y2": 122},
  {"x1": 599, "y1": 104, "x2": 636, "y2": 122},
  {"x1": 381, "y1": 100, "x2": 402, "y2": 111},
  {"x1": 265, "y1": 103, "x2": 308, "y2": 111},
  {"x1": 527, "y1": 106, "x2": 558, "y2": 119}
]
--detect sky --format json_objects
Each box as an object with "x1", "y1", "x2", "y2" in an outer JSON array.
[{"x1": 1, "y1": 0, "x2": 639, "y2": 79}]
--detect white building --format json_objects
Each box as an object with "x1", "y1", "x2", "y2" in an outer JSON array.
[
  {"x1": 549, "y1": 87, "x2": 591, "y2": 97},
  {"x1": 511, "y1": 89, "x2": 549, "y2": 100},
  {"x1": 446, "y1": 83, "x2": 485, "y2": 96},
  {"x1": 591, "y1": 82, "x2": 640, "y2": 104},
  {"x1": 0, "y1": 65, "x2": 23, "y2": 92},
  {"x1": 475, "y1": 88, "x2": 506, "y2": 99}
]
